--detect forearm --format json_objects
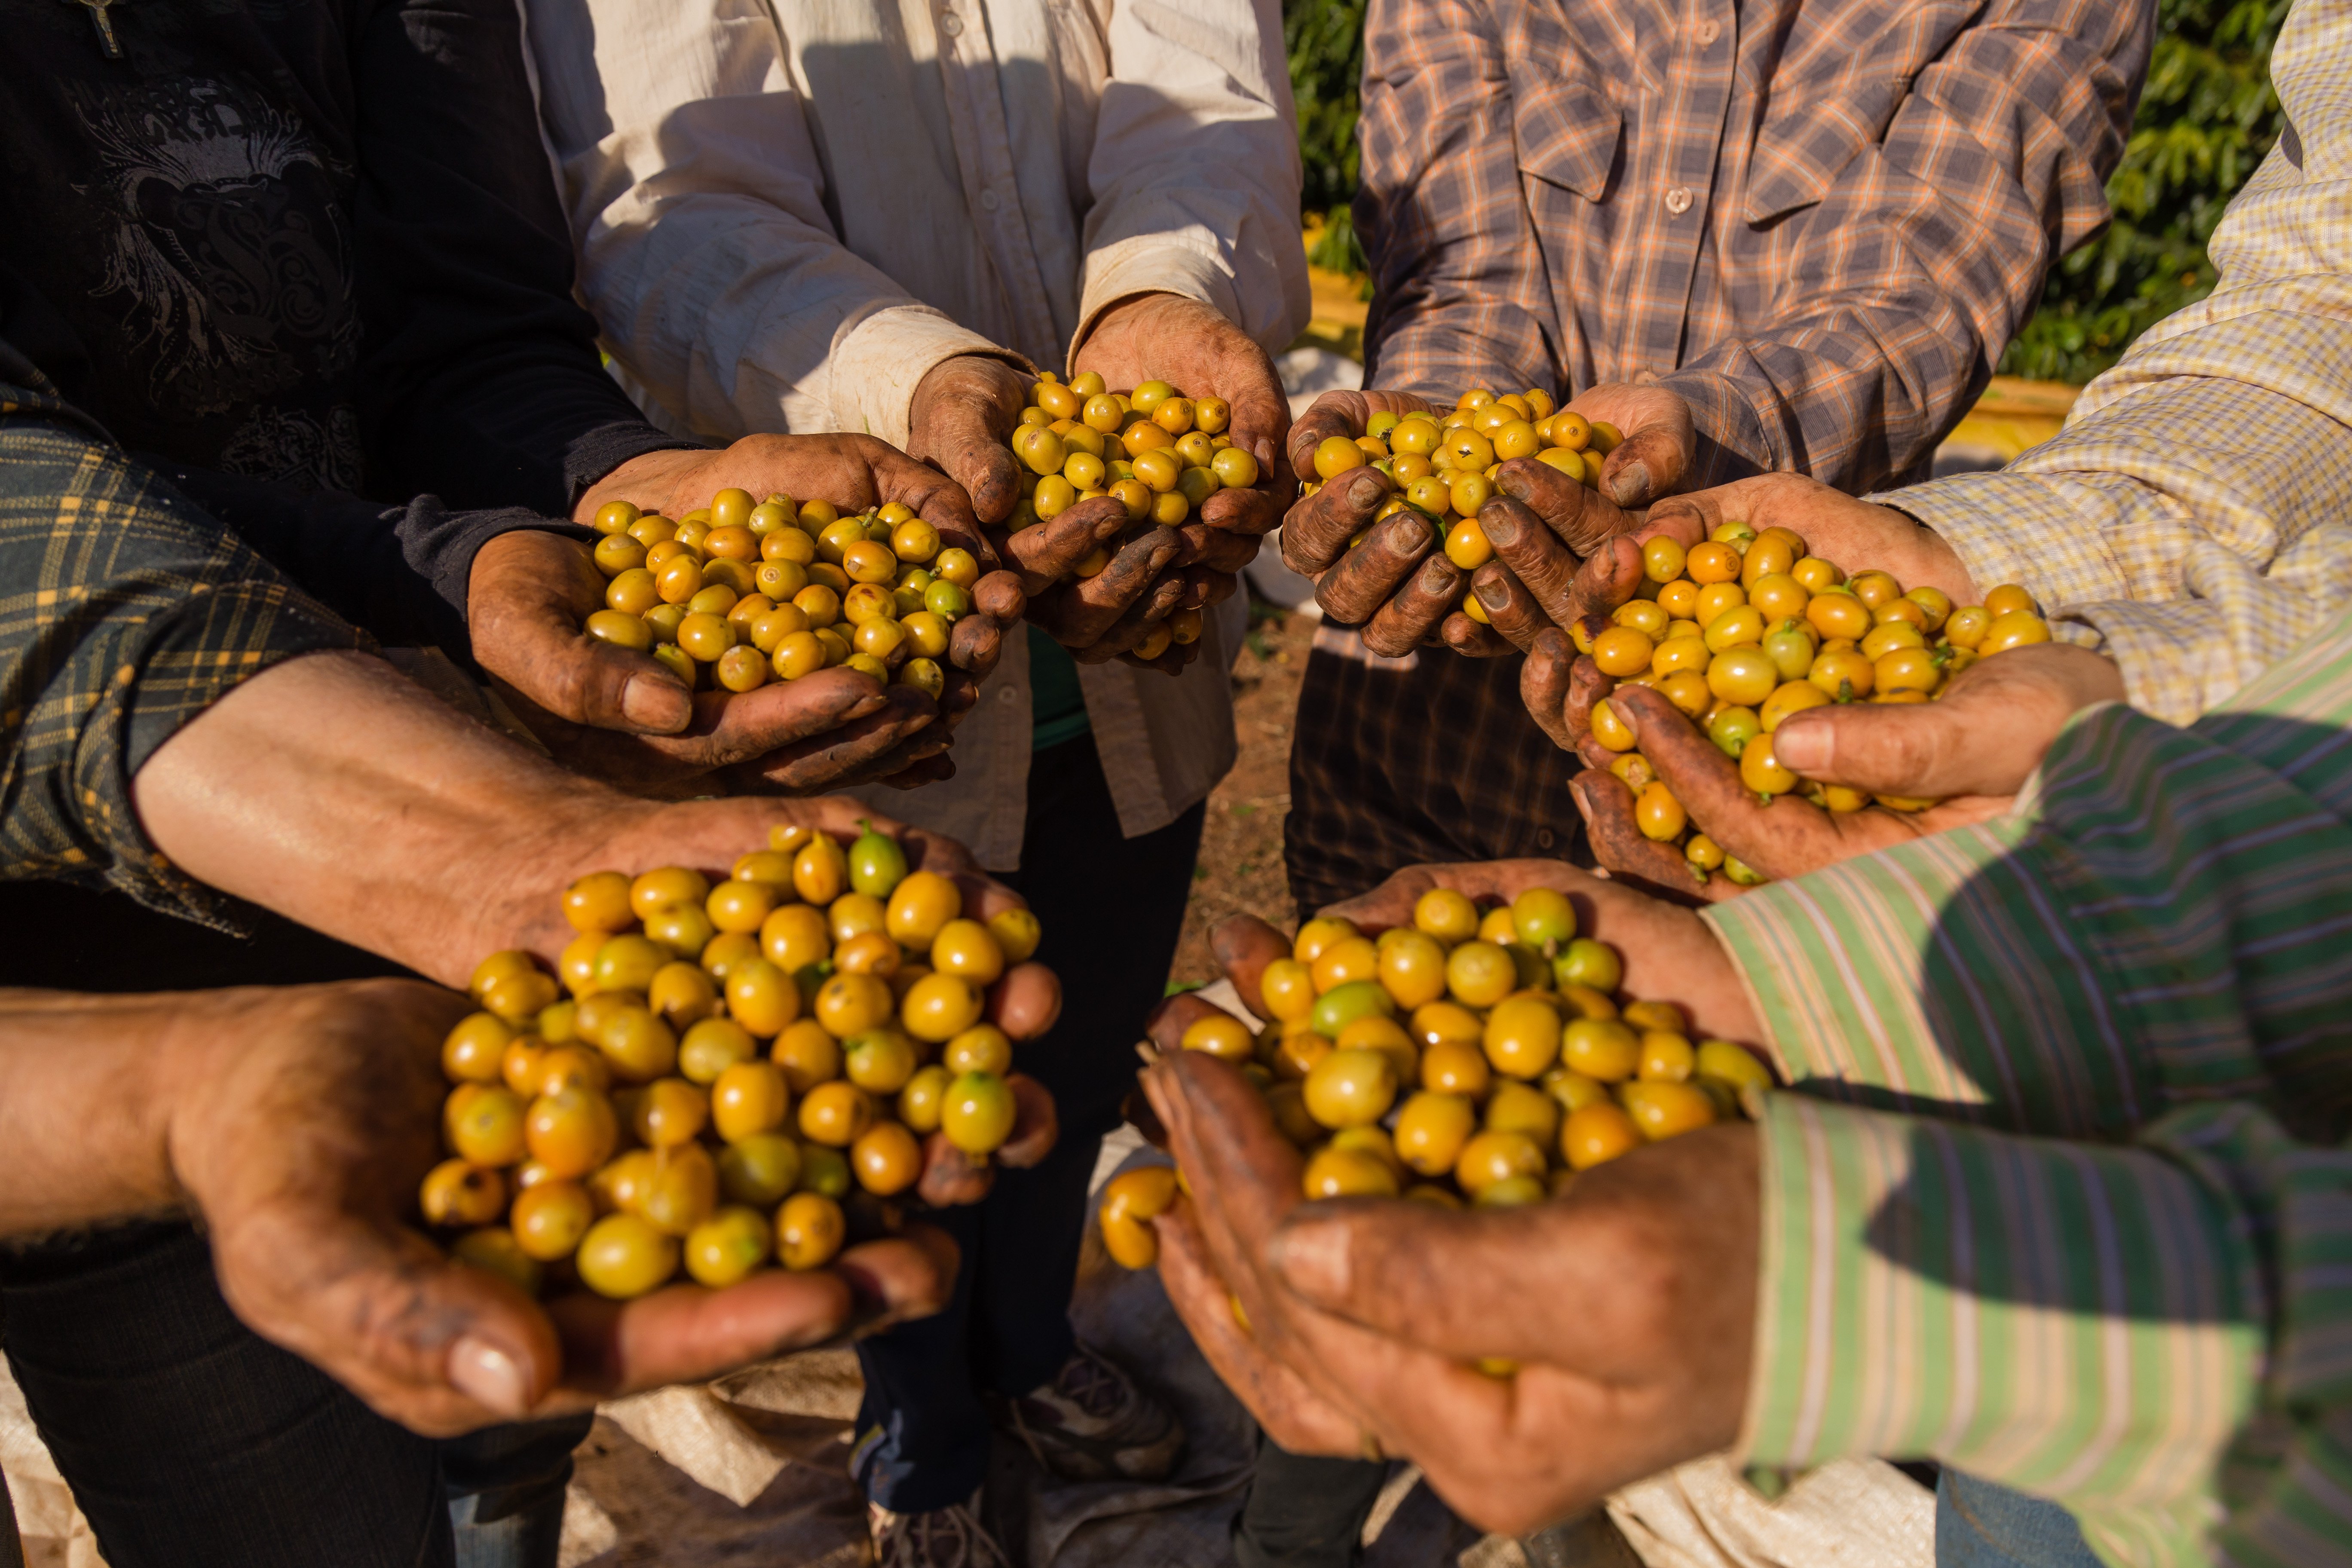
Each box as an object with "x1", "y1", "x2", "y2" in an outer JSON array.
[
  {"x1": 0, "y1": 990, "x2": 201, "y2": 1237},
  {"x1": 1739, "y1": 1093, "x2": 2265, "y2": 1565},
  {"x1": 126, "y1": 651, "x2": 636, "y2": 988}
]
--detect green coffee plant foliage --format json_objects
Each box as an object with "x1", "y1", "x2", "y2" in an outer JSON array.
[
  {"x1": 2001, "y1": 0, "x2": 2288, "y2": 382},
  {"x1": 1286, "y1": 0, "x2": 1368, "y2": 271}
]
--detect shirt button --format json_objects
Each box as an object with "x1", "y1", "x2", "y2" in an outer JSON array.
[
  {"x1": 1536, "y1": 827, "x2": 1556, "y2": 850},
  {"x1": 978, "y1": 188, "x2": 1000, "y2": 211},
  {"x1": 998, "y1": 685, "x2": 1019, "y2": 704},
  {"x1": 938, "y1": 9, "x2": 963, "y2": 34},
  {"x1": 1697, "y1": 19, "x2": 1721, "y2": 44},
  {"x1": 1664, "y1": 185, "x2": 1694, "y2": 215}
]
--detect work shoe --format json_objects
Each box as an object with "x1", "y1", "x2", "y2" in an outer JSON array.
[
  {"x1": 996, "y1": 1341, "x2": 1185, "y2": 1482},
  {"x1": 868, "y1": 1489, "x2": 1011, "y2": 1568}
]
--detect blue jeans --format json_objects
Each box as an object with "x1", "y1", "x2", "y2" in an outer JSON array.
[
  {"x1": 851, "y1": 735, "x2": 1205, "y2": 1512},
  {"x1": 1938, "y1": 1469, "x2": 2105, "y2": 1568}
]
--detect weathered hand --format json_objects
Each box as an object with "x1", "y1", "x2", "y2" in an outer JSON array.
[
  {"x1": 159, "y1": 980, "x2": 956, "y2": 1439},
  {"x1": 1565, "y1": 643, "x2": 2124, "y2": 896}
]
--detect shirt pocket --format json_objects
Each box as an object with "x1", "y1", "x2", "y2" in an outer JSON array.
[
  {"x1": 1741, "y1": 1, "x2": 1973, "y2": 224},
  {"x1": 1511, "y1": 70, "x2": 1622, "y2": 203}
]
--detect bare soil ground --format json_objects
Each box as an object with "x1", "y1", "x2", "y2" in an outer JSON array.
[{"x1": 1166, "y1": 606, "x2": 1316, "y2": 990}]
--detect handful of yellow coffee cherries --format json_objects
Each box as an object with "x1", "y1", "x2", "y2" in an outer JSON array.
[
  {"x1": 1301, "y1": 387, "x2": 1619, "y2": 624},
  {"x1": 422, "y1": 824, "x2": 1057, "y2": 1301},
  {"x1": 1000, "y1": 372, "x2": 1251, "y2": 659},
  {"x1": 1580, "y1": 522, "x2": 2052, "y2": 886},
  {"x1": 582, "y1": 487, "x2": 983, "y2": 701},
  {"x1": 1099, "y1": 888, "x2": 1768, "y2": 1271}
]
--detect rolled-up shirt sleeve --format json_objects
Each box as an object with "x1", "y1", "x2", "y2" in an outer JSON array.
[
  {"x1": 0, "y1": 400, "x2": 362, "y2": 927},
  {"x1": 1073, "y1": 0, "x2": 1311, "y2": 358},
  {"x1": 1706, "y1": 604, "x2": 2352, "y2": 1560},
  {"x1": 1872, "y1": 7, "x2": 2352, "y2": 724}
]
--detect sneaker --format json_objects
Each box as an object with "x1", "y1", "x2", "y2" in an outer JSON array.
[
  {"x1": 869, "y1": 1489, "x2": 1011, "y2": 1568},
  {"x1": 996, "y1": 1342, "x2": 1185, "y2": 1483}
]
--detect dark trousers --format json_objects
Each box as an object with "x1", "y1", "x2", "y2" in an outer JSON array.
[
  {"x1": 1285, "y1": 645, "x2": 1582, "y2": 916},
  {"x1": 852, "y1": 734, "x2": 1206, "y2": 1511},
  {"x1": 0, "y1": 882, "x2": 585, "y2": 1568}
]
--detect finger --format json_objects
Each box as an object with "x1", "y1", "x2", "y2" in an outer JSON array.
[
  {"x1": 1003, "y1": 497, "x2": 1131, "y2": 591},
  {"x1": 217, "y1": 1206, "x2": 564, "y2": 1436},
  {"x1": 1144, "y1": 990, "x2": 1243, "y2": 1054},
  {"x1": 1476, "y1": 494, "x2": 1586, "y2": 634},
  {"x1": 948, "y1": 612, "x2": 1002, "y2": 677},
  {"x1": 1077, "y1": 569, "x2": 1189, "y2": 662},
  {"x1": 1568, "y1": 769, "x2": 1728, "y2": 900},
  {"x1": 1177, "y1": 527, "x2": 1261, "y2": 575},
  {"x1": 745, "y1": 688, "x2": 943, "y2": 793},
  {"x1": 1558, "y1": 535, "x2": 1648, "y2": 633},
  {"x1": 1362, "y1": 553, "x2": 1468, "y2": 657},
  {"x1": 1265, "y1": 1200, "x2": 1575, "y2": 1361},
  {"x1": 921, "y1": 384, "x2": 1029, "y2": 530},
  {"x1": 1210, "y1": 914, "x2": 1294, "y2": 1018},
  {"x1": 1439, "y1": 612, "x2": 1516, "y2": 657},
  {"x1": 1611, "y1": 686, "x2": 1852, "y2": 884},
  {"x1": 691, "y1": 668, "x2": 897, "y2": 756},
  {"x1": 1195, "y1": 480, "x2": 1284, "y2": 539},
  {"x1": 1467, "y1": 562, "x2": 1547, "y2": 654},
  {"x1": 1284, "y1": 390, "x2": 1374, "y2": 481},
  {"x1": 1600, "y1": 421, "x2": 1689, "y2": 510},
  {"x1": 1315, "y1": 508, "x2": 1434, "y2": 627},
  {"x1": 472, "y1": 539, "x2": 696, "y2": 736},
  {"x1": 879, "y1": 754, "x2": 959, "y2": 789},
  {"x1": 1041, "y1": 528, "x2": 1183, "y2": 648},
  {"x1": 1494, "y1": 457, "x2": 1635, "y2": 557},
  {"x1": 997, "y1": 1072, "x2": 1059, "y2": 1168},
  {"x1": 1283, "y1": 467, "x2": 1393, "y2": 574},
  {"x1": 546, "y1": 1266, "x2": 858, "y2": 1397},
  {"x1": 919, "y1": 1132, "x2": 998, "y2": 1206},
  {"x1": 830, "y1": 1229, "x2": 960, "y2": 1326},
  {"x1": 973, "y1": 570, "x2": 1026, "y2": 623},
  {"x1": 1562, "y1": 653, "x2": 1617, "y2": 755},
  {"x1": 1520, "y1": 630, "x2": 1580, "y2": 752},
  {"x1": 986, "y1": 961, "x2": 1063, "y2": 1039},
  {"x1": 1152, "y1": 1199, "x2": 1366, "y2": 1457}
]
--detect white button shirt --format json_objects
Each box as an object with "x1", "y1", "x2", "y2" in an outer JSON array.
[{"x1": 520, "y1": 0, "x2": 1309, "y2": 867}]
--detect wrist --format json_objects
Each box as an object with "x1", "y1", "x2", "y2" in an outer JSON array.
[{"x1": 0, "y1": 991, "x2": 204, "y2": 1236}]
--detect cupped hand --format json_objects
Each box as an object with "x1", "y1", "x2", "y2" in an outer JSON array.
[
  {"x1": 1140, "y1": 1048, "x2": 1759, "y2": 1535},
  {"x1": 1563, "y1": 644, "x2": 2124, "y2": 896},
  {"x1": 167, "y1": 979, "x2": 958, "y2": 1439},
  {"x1": 1075, "y1": 293, "x2": 1292, "y2": 539},
  {"x1": 468, "y1": 530, "x2": 971, "y2": 796},
  {"x1": 1518, "y1": 473, "x2": 1984, "y2": 763},
  {"x1": 1280, "y1": 390, "x2": 1651, "y2": 657}
]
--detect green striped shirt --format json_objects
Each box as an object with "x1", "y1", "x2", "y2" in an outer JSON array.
[{"x1": 1706, "y1": 603, "x2": 2352, "y2": 1567}]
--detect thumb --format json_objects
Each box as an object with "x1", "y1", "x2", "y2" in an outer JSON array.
[
  {"x1": 1209, "y1": 913, "x2": 1295, "y2": 1019},
  {"x1": 499, "y1": 613, "x2": 693, "y2": 736},
  {"x1": 1267, "y1": 1200, "x2": 1572, "y2": 1363},
  {"x1": 219, "y1": 1204, "x2": 561, "y2": 1431},
  {"x1": 1601, "y1": 418, "x2": 1690, "y2": 510},
  {"x1": 934, "y1": 397, "x2": 1028, "y2": 526},
  {"x1": 1770, "y1": 699, "x2": 1979, "y2": 796}
]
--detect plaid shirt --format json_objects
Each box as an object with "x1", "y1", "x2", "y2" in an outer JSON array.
[
  {"x1": 1708, "y1": 600, "x2": 2352, "y2": 1567},
  {"x1": 1356, "y1": 0, "x2": 2149, "y2": 492},
  {"x1": 1882, "y1": 4, "x2": 2352, "y2": 728},
  {"x1": 0, "y1": 379, "x2": 362, "y2": 929},
  {"x1": 1286, "y1": 0, "x2": 2149, "y2": 913}
]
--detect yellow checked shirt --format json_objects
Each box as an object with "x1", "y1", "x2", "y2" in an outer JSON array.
[{"x1": 1880, "y1": 0, "x2": 2352, "y2": 726}]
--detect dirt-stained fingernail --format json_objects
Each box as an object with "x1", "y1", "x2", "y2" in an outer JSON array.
[
  {"x1": 1348, "y1": 469, "x2": 1388, "y2": 505},
  {"x1": 1476, "y1": 573, "x2": 1512, "y2": 608},
  {"x1": 1267, "y1": 1215, "x2": 1353, "y2": 1305},
  {"x1": 1569, "y1": 781, "x2": 1594, "y2": 823},
  {"x1": 448, "y1": 1336, "x2": 530, "y2": 1417},
  {"x1": 1607, "y1": 460, "x2": 1653, "y2": 508},
  {"x1": 1773, "y1": 717, "x2": 1829, "y2": 773},
  {"x1": 622, "y1": 674, "x2": 692, "y2": 734}
]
